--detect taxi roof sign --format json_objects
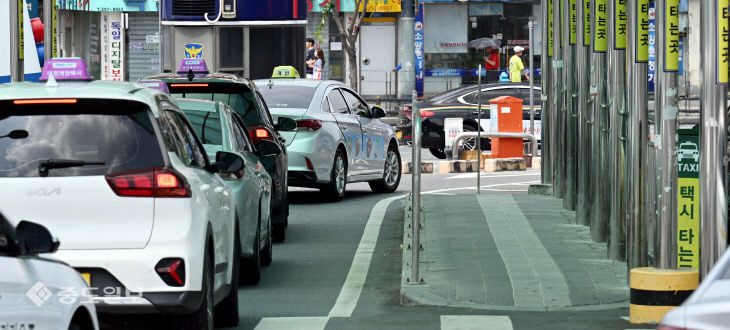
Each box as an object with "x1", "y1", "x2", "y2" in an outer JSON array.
[
  {"x1": 271, "y1": 66, "x2": 300, "y2": 79},
  {"x1": 177, "y1": 59, "x2": 209, "y2": 79},
  {"x1": 137, "y1": 80, "x2": 169, "y2": 94},
  {"x1": 40, "y1": 57, "x2": 91, "y2": 81}
]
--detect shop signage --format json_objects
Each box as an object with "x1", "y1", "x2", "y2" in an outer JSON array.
[
  {"x1": 415, "y1": 3, "x2": 424, "y2": 98},
  {"x1": 583, "y1": 0, "x2": 590, "y2": 47},
  {"x1": 677, "y1": 128, "x2": 700, "y2": 270},
  {"x1": 184, "y1": 43, "x2": 204, "y2": 59},
  {"x1": 615, "y1": 0, "x2": 627, "y2": 49},
  {"x1": 593, "y1": 0, "x2": 608, "y2": 52},
  {"x1": 636, "y1": 0, "x2": 650, "y2": 62},
  {"x1": 0, "y1": 0, "x2": 10, "y2": 83},
  {"x1": 664, "y1": 0, "x2": 679, "y2": 72},
  {"x1": 101, "y1": 12, "x2": 124, "y2": 81},
  {"x1": 569, "y1": 0, "x2": 576, "y2": 45},
  {"x1": 648, "y1": 2, "x2": 655, "y2": 91},
  {"x1": 56, "y1": 0, "x2": 158, "y2": 12},
  {"x1": 718, "y1": 0, "x2": 729, "y2": 84},
  {"x1": 309, "y1": 0, "x2": 401, "y2": 13},
  {"x1": 548, "y1": 0, "x2": 553, "y2": 56}
]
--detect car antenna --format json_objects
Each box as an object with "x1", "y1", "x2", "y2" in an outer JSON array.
[{"x1": 187, "y1": 69, "x2": 195, "y2": 82}]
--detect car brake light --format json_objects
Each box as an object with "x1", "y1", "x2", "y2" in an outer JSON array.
[
  {"x1": 13, "y1": 98, "x2": 78, "y2": 105},
  {"x1": 106, "y1": 168, "x2": 191, "y2": 198},
  {"x1": 247, "y1": 125, "x2": 275, "y2": 144},
  {"x1": 421, "y1": 110, "x2": 435, "y2": 118},
  {"x1": 256, "y1": 128, "x2": 269, "y2": 138},
  {"x1": 155, "y1": 258, "x2": 185, "y2": 286},
  {"x1": 169, "y1": 83, "x2": 209, "y2": 87},
  {"x1": 296, "y1": 119, "x2": 322, "y2": 131}
]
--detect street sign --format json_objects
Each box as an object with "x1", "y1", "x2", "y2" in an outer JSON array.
[
  {"x1": 636, "y1": 0, "x2": 650, "y2": 62},
  {"x1": 593, "y1": 0, "x2": 608, "y2": 52},
  {"x1": 664, "y1": 0, "x2": 680, "y2": 72},
  {"x1": 548, "y1": 0, "x2": 554, "y2": 55},
  {"x1": 615, "y1": 0, "x2": 627, "y2": 49},
  {"x1": 570, "y1": 0, "x2": 577, "y2": 45},
  {"x1": 677, "y1": 128, "x2": 700, "y2": 270},
  {"x1": 718, "y1": 0, "x2": 729, "y2": 84},
  {"x1": 583, "y1": 0, "x2": 590, "y2": 47}
]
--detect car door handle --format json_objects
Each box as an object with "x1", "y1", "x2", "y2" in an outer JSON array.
[
  {"x1": 362, "y1": 128, "x2": 369, "y2": 134},
  {"x1": 200, "y1": 184, "x2": 210, "y2": 192},
  {"x1": 214, "y1": 187, "x2": 225, "y2": 194}
]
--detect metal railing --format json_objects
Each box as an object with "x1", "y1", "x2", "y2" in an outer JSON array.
[{"x1": 450, "y1": 132, "x2": 539, "y2": 160}]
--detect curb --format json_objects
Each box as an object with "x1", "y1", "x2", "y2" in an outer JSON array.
[
  {"x1": 404, "y1": 157, "x2": 540, "y2": 174},
  {"x1": 528, "y1": 183, "x2": 553, "y2": 196}
]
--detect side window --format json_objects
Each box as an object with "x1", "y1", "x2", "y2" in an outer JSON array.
[
  {"x1": 321, "y1": 96, "x2": 331, "y2": 113},
  {"x1": 470, "y1": 88, "x2": 513, "y2": 104},
  {"x1": 255, "y1": 91, "x2": 275, "y2": 127},
  {"x1": 341, "y1": 89, "x2": 370, "y2": 116},
  {"x1": 230, "y1": 113, "x2": 253, "y2": 153},
  {"x1": 327, "y1": 89, "x2": 350, "y2": 114},
  {"x1": 161, "y1": 109, "x2": 207, "y2": 168}
]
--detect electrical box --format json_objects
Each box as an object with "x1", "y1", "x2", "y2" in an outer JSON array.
[{"x1": 488, "y1": 95, "x2": 524, "y2": 158}]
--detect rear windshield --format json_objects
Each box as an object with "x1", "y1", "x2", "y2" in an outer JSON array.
[
  {"x1": 168, "y1": 82, "x2": 262, "y2": 125},
  {"x1": 257, "y1": 85, "x2": 317, "y2": 109},
  {"x1": 0, "y1": 100, "x2": 164, "y2": 177},
  {"x1": 182, "y1": 109, "x2": 224, "y2": 146}
]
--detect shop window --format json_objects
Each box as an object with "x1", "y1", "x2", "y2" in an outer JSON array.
[{"x1": 219, "y1": 27, "x2": 244, "y2": 70}]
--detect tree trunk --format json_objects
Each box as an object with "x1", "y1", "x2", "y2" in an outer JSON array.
[{"x1": 347, "y1": 48, "x2": 358, "y2": 92}]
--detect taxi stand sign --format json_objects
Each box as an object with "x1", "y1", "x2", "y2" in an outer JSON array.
[
  {"x1": 615, "y1": 0, "x2": 627, "y2": 49},
  {"x1": 636, "y1": 0, "x2": 650, "y2": 62},
  {"x1": 718, "y1": 0, "x2": 729, "y2": 85},
  {"x1": 39, "y1": 58, "x2": 92, "y2": 81},
  {"x1": 677, "y1": 128, "x2": 700, "y2": 270},
  {"x1": 593, "y1": 0, "x2": 608, "y2": 52}
]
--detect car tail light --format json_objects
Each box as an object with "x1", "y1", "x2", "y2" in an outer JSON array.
[
  {"x1": 247, "y1": 125, "x2": 276, "y2": 144},
  {"x1": 296, "y1": 119, "x2": 322, "y2": 131},
  {"x1": 155, "y1": 258, "x2": 185, "y2": 286},
  {"x1": 305, "y1": 157, "x2": 314, "y2": 170},
  {"x1": 403, "y1": 108, "x2": 434, "y2": 119},
  {"x1": 13, "y1": 98, "x2": 78, "y2": 105},
  {"x1": 169, "y1": 83, "x2": 209, "y2": 88},
  {"x1": 106, "y1": 168, "x2": 191, "y2": 198}
]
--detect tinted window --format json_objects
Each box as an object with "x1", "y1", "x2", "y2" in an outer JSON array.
[
  {"x1": 463, "y1": 88, "x2": 516, "y2": 104},
  {"x1": 341, "y1": 89, "x2": 370, "y2": 116},
  {"x1": 327, "y1": 89, "x2": 350, "y2": 114},
  {"x1": 257, "y1": 85, "x2": 317, "y2": 109},
  {"x1": 160, "y1": 110, "x2": 207, "y2": 168},
  {"x1": 169, "y1": 82, "x2": 261, "y2": 126},
  {"x1": 0, "y1": 100, "x2": 164, "y2": 177},
  {"x1": 182, "y1": 109, "x2": 224, "y2": 146}
]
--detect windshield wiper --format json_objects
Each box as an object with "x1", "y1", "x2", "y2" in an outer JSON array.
[{"x1": 38, "y1": 159, "x2": 105, "y2": 177}]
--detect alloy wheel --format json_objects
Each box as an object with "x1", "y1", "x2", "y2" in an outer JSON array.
[{"x1": 385, "y1": 150, "x2": 400, "y2": 186}]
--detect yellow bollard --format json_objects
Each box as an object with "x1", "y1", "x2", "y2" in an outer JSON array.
[{"x1": 629, "y1": 267, "x2": 699, "y2": 324}]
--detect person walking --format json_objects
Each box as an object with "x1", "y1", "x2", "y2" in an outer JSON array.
[
  {"x1": 508, "y1": 46, "x2": 530, "y2": 83},
  {"x1": 309, "y1": 49, "x2": 325, "y2": 80},
  {"x1": 483, "y1": 46, "x2": 500, "y2": 82},
  {"x1": 305, "y1": 38, "x2": 316, "y2": 79}
]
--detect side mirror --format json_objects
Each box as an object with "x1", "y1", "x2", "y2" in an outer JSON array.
[
  {"x1": 276, "y1": 117, "x2": 297, "y2": 131},
  {"x1": 16, "y1": 221, "x2": 59, "y2": 254},
  {"x1": 371, "y1": 106, "x2": 386, "y2": 119},
  {"x1": 258, "y1": 139, "x2": 281, "y2": 157},
  {"x1": 215, "y1": 151, "x2": 245, "y2": 179}
]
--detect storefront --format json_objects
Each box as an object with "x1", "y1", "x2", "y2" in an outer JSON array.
[
  {"x1": 420, "y1": 0, "x2": 541, "y2": 95},
  {"x1": 56, "y1": 0, "x2": 161, "y2": 81}
]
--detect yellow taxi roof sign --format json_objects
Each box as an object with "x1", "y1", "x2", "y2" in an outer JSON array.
[{"x1": 272, "y1": 66, "x2": 300, "y2": 79}]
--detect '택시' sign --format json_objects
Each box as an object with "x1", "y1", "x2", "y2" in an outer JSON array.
[{"x1": 677, "y1": 129, "x2": 700, "y2": 270}]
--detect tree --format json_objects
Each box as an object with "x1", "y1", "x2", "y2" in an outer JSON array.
[{"x1": 315, "y1": 0, "x2": 371, "y2": 91}]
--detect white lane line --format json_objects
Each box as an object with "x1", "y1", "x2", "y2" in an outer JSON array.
[
  {"x1": 422, "y1": 181, "x2": 540, "y2": 195},
  {"x1": 477, "y1": 195, "x2": 572, "y2": 307},
  {"x1": 441, "y1": 315, "x2": 514, "y2": 330},
  {"x1": 447, "y1": 172, "x2": 541, "y2": 180},
  {"x1": 328, "y1": 194, "x2": 405, "y2": 318},
  {"x1": 254, "y1": 317, "x2": 329, "y2": 330}
]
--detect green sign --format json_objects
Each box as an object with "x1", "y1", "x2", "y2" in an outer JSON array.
[
  {"x1": 677, "y1": 128, "x2": 700, "y2": 269},
  {"x1": 593, "y1": 0, "x2": 608, "y2": 52},
  {"x1": 548, "y1": 0, "x2": 554, "y2": 56},
  {"x1": 615, "y1": 0, "x2": 627, "y2": 49},
  {"x1": 583, "y1": 0, "x2": 591, "y2": 46},
  {"x1": 570, "y1": 0, "x2": 577, "y2": 45},
  {"x1": 636, "y1": 0, "x2": 650, "y2": 62},
  {"x1": 664, "y1": 0, "x2": 680, "y2": 71}
]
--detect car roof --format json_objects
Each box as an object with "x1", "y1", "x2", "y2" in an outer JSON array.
[
  {"x1": 151, "y1": 73, "x2": 252, "y2": 86},
  {"x1": 0, "y1": 81, "x2": 165, "y2": 113}
]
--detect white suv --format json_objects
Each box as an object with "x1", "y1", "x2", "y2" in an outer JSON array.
[{"x1": 0, "y1": 81, "x2": 241, "y2": 328}]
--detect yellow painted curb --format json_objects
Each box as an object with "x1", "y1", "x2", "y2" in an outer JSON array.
[
  {"x1": 630, "y1": 267, "x2": 699, "y2": 291},
  {"x1": 628, "y1": 267, "x2": 699, "y2": 324},
  {"x1": 629, "y1": 304, "x2": 677, "y2": 324}
]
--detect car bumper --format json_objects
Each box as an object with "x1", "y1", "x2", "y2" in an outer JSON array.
[
  {"x1": 95, "y1": 291, "x2": 203, "y2": 314},
  {"x1": 288, "y1": 170, "x2": 319, "y2": 188}
]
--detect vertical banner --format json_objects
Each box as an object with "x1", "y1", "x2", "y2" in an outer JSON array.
[
  {"x1": 548, "y1": 0, "x2": 554, "y2": 56},
  {"x1": 718, "y1": 0, "x2": 729, "y2": 84},
  {"x1": 615, "y1": 0, "x2": 627, "y2": 49},
  {"x1": 21, "y1": 0, "x2": 41, "y2": 81},
  {"x1": 636, "y1": 0, "x2": 650, "y2": 62},
  {"x1": 52, "y1": 3, "x2": 57, "y2": 57},
  {"x1": 570, "y1": 0, "x2": 577, "y2": 45},
  {"x1": 664, "y1": 0, "x2": 680, "y2": 71},
  {"x1": 583, "y1": 0, "x2": 590, "y2": 46},
  {"x1": 677, "y1": 128, "x2": 700, "y2": 270},
  {"x1": 101, "y1": 12, "x2": 124, "y2": 81},
  {"x1": 648, "y1": 1, "x2": 655, "y2": 90},
  {"x1": 414, "y1": 3, "x2": 424, "y2": 98},
  {"x1": 593, "y1": 0, "x2": 608, "y2": 52},
  {"x1": 18, "y1": 0, "x2": 23, "y2": 59},
  {"x1": 0, "y1": 0, "x2": 10, "y2": 83}
]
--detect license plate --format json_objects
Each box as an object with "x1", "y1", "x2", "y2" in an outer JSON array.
[
  {"x1": 81, "y1": 272, "x2": 91, "y2": 286},
  {"x1": 396, "y1": 131, "x2": 403, "y2": 139}
]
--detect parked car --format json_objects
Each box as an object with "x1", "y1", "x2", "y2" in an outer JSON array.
[
  {"x1": 396, "y1": 83, "x2": 542, "y2": 159},
  {"x1": 254, "y1": 79, "x2": 402, "y2": 201},
  {"x1": 152, "y1": 64, "x2": 294, "y2": 242},
  {"x1": 175, "y1": 98, "x2": 274, "y2": 284},
  {"x1": 659, "y1": 248, "x2": 730, "y2": 330},
  {"x1": 0, "y1": 77, "x2": 241, "y2": 328},
  {"x1": 0, "y1": 211, "x2": 99, "y2": 330}
]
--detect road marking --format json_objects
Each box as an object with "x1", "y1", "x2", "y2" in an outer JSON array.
[
  {"x1": 441, "y1": 315, "x2": 513, "y2": 330},
  {"x1": 254, "y1": 317, "x2": 329, "y2": 330},
  {"x1": 328, "y1": 194, "x2": 405, "y2": 318},
  {"x1": 421, "y1": 181, "x2": 540, "y2": 195},
  {"x1": 477, "y1": 195, "x2": 572, "y2": 307},
  {"x1": 447, "y1": 172, "x2": 541, "y2": 180}
]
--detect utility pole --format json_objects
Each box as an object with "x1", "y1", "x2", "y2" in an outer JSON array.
[
  {"x1": 541, "y1": 0, "x2": 553, "y2": 185},
  {"x1": 576, "y1": 0, "x2": 592, "y2": 226},
  {"x1": 9, "y1": 0, "x2": 19, "y2": 81},
  {"x1": 563, "y1": 0, "x2": 577, "y2": 211},
  {"x1": 552, "y1": 0, "x2": 565, "y2": 199},
  {"x1": 590, "y1": 0, "x2": 609, "y2": 242},
  {"x1": 43, "y1": 0, "x2": 52, "y2": 62}
]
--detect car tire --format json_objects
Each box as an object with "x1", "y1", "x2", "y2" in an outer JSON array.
[
  {"x1": 321, "y1": 149, "x2": 347, "y2": 202},
  {"x1": 369, "y1": 144, "x2": 402, "y2": 193},
  {"x1": 461, "y1": 124, "x2": 489, "y2": 151},
  {"x1": 429, "y1": 147, "x2": 447, "y2": 159},
  {"x1": 261, "y1": 215, "x2": 273, "y2": 267},
  {"x1": 240, "y1": 223, "x2": 261, "y2": 285},
  {"x1": 272, "y1": 223, "x2": 286, "y2": 243},
  {"x1": 214, "y1": 225, "x2": 240, "y2": 327},
  {"x1": 180, "y1": 245, "x2": 214, "y2": 330}
]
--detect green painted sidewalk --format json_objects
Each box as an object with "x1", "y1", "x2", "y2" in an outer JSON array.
[{"x1": 401, "y1": 194, "x2": 629, "y2": 311}]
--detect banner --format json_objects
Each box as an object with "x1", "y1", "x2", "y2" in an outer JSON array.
[
  {"x1": 583, "y1": 0, "x2": 590, "y2": 46},
  {"x1": 718, "y1": 0, "x2": 729, "y2": 84},
  {"x1": 636, "y1": 0, "x2": 650, "y2": 62},
  {"x1": 101, "y1": 12, "x2": 124, "y2": 81},
  {"x1": 664, "y1": 0, "x2": 679, "y2": 71},
  {"x1": 615, "y1": 0, "x2": 627, "y2": 49},
  {"x1": 56, "y1": 0, "x2": 158, "y2": 11},
  {"x1": 415, "y1": 3, "x2": 424, "y2": 98},
  {"x1": 569, "y1": 0, "x2": 576, "y2": 45},
  {"x1": 593, "y1": 0, "x2": 608, "y2": 52},
  {"x1": 677, "y1": 128, "x2": 700, "y2": 270},
  {"x1": 310, "y1": 0, "x2": 401, "y2": 13},
  {"x1": 548, "y1": 0, "x2": 553, "y2": 55},
  {"x1": 22, "y1": 0, "x2": 41, "y2": 81},
  {"x1": 0, "y1": 0, "x2": 10, "y2": 83}
]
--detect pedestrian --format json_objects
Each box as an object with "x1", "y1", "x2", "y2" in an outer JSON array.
[
  {"x1": 309, "y1": 48, "x2": 325, "y2": 80},
  {"x1": 483, "y1": 46, "x2": 500, "y2": 82},
  {"x1": 509, "y1": 46, "x2": 530, "y2": 83},
  {"x1": 305, "y1": 38, "x2": 316, "y2": 79}
]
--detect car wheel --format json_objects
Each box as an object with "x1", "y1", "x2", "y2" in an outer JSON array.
[
  {"x1": 429, "y1": 147, "x2": 447, "y2": 159},
  {"x1": 180, "y1": 246, "x2": 214, "y2": 330},
  {"x1": 261, "y1": 216, "x2": 273, "y2": 267},
  {"x1": 214, "y1": 225, "x2": 240, "y2": 327},
  {"x1": 240, "y1": 223, "x2": 261, "y2": 285},
  {"x1": 320, "y1": 149, "x2": 347, "y2": 202},
  {"x1": 461, "y1": 124, "x2": 489, "y2": 151},
  {"x1": 369, "y1": 144, "x2": 402, "y2": 193}
]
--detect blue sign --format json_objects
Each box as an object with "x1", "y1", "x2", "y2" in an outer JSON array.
[
  {"x1": 415, "y1": 3, "x2": 424, "y2": 98},
  {"x1": 184, "y1": 43, "x2": 204, "y2": 59},
  {"x1": 648, "y1": 1, "x2": 655, "y2": 92},
  {"x1": 425, "y1": 68, "x2": 542, "y2": 77},
  {"x1": 678, "y1": 35, "x2": 684, "y2": 76}
]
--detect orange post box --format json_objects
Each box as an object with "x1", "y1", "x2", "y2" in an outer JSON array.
[{"x1": 488, "y1": 95, "x2": 524, "y2": 158}]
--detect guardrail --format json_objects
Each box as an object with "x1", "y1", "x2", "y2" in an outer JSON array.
[{"x1": 450, "y1": 132, "x2": 540, "y2": 160}]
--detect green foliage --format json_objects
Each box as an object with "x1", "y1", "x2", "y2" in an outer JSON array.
[{"x1": 314, "y1": 1, "x2": 335, "y2": 45}]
